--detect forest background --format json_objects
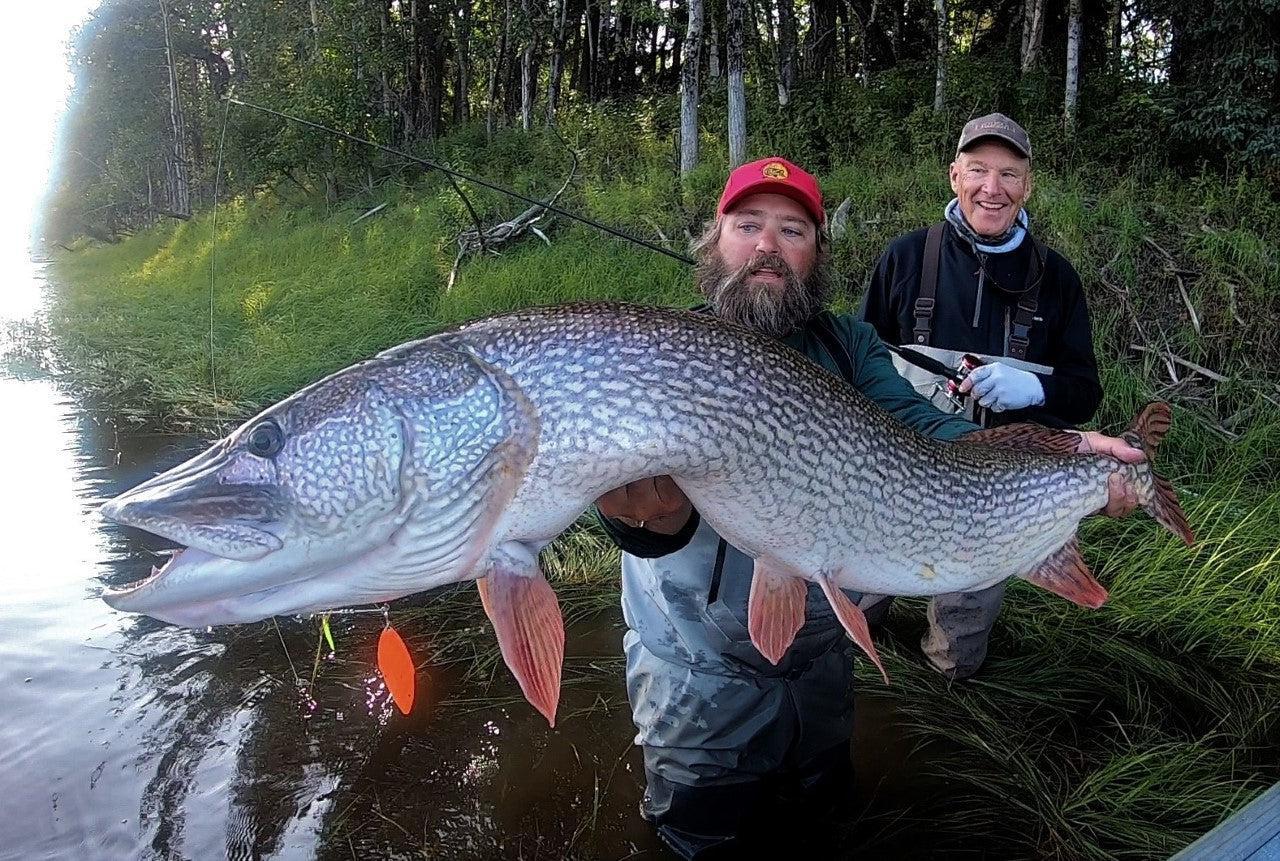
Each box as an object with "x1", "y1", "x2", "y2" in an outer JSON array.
[{"x1": 30, "y1": 0, "x2": 1280, "y2": 857}]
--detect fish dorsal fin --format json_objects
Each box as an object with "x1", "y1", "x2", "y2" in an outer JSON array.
[
  {"x1": 1021, "y1": 539, "x2": 1108, "y2": 608},
  {"x1": 959, "y1": 424, "x2": 1082, "y2": 455},
  {"x1": 748, "y1": 561, "x2": 809, "y2": 665},
  {"x1": 818, "y1": 575, "x2": 890, "y2": 684},
  {"x1": 477, "y1": 543, "x2": 565, "y2": 727},
  {"x1": 1124, "y1": 402, "x2": 1172, "y2": 454}
]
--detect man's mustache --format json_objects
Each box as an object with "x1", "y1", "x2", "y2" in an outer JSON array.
[{"x1": 737, "y1": 252, "x2": 792, "y2": 279}]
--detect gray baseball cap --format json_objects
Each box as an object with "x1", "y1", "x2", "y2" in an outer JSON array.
[{"x1": 956, "y1": 113, "x2": 1031, "y2": 161}]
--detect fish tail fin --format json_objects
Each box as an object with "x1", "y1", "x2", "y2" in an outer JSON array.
[
  {"x1": 1124, "y1": 403, "x2": 1195, "y2": 547},
  {"x1": 1145, "y1": 473, "x2": 1196, "y2": 547}
]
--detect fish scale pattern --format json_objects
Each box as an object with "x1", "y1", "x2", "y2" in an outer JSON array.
[{"x1": 449, "y1": 303, "x2": 1125, "y2": 597}]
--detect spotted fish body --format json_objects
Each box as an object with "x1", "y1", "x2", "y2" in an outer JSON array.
[{"x1": 102, "y1": 303, "x2": 1193, "y2": 723}]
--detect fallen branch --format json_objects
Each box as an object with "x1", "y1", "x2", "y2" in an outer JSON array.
[
  {"x1": 1143, "y1": 235, "x2": 1201, "y2": 335},
  {"x1": 1128, "y1": 344, "x2": 1229, "y2": 383},
  {"x1": 446, "y1": 147, "x2": 579, "y2": 292}
]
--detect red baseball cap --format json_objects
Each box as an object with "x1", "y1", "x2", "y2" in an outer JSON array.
[{"x1": 716, "y1": 157, "x2": 825, "y2": 226}]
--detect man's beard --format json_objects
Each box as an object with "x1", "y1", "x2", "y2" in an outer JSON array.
[{"x1": 696, "y1": 250, "x2": 832, "y2": 339}]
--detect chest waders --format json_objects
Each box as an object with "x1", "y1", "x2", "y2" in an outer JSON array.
[{"x1": 895, "y1": 222, "x2": 1053, "y2": 427}]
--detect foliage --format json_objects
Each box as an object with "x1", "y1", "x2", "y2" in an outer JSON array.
[{"x1": 41, "y1": 0, "x2": 1280, "y2": 246}]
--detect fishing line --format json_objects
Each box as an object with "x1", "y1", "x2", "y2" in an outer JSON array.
[{"x1": 225, "y1": 96, "x2": 695, "y2": 265}]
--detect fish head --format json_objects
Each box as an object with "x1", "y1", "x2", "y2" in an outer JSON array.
[{"x1": 102, "y1": 343, "x2": 538, "y2": 627}]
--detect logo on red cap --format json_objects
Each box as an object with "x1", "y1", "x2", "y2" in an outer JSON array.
[{"x1": 762, "y1": 161, "x2": 790, "y2": 180}]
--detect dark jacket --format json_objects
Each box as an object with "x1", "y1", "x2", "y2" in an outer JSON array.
[
  {"x1": 860, "y1": 223, "x2": 1102, "y2": 428},
  {"x1": 599, "y1": 310, "x2": 977, "y2": 559}
]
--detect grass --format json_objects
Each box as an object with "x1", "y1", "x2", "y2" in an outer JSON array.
[{"x1": 43, "y1": 127, "x2": 1280, "y2": 858}]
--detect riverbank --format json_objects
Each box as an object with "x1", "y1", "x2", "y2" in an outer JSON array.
[{"x1": 44, "y1": 144, "x2": 1280, "y2": 858}]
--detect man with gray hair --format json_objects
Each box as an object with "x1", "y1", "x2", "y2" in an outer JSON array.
[{"x1": 860, "y1": 113, "x2": 1104, "y2": 680}]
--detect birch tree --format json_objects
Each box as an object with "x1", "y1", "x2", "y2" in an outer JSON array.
[
  {"x1": 520, "y1": 0, "x2": 537, "y2": 130},
  {"x1": 933, "y1": 0, "x2": 947, "y2": 112},
  {"x1": 1020, "y1": 0, "x2": 1045, "y2": 71},
  {"x1": 1065, "y1": 0, "x2": 1081, "y2": 130},
  {"x1": 158, "y1": 0, "x2": 190, "y2": 218},
  {"x1": 680, "y1": 0, "x2": 705, "y2": 176},
  {"x1": 727, "y1": 0, "x2": 747, "y2": 166},
  {"x1": 776, "y1": 0, "x2": 798, "y2": 106},
  {"x1": 546, "y1": 0, "x2": 569, "y2": 123}
]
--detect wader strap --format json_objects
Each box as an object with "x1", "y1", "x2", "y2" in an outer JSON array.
[
  {"x1": 914, "y1": 223, "x2": 945, "y2": 346},
  {"x1": 811, "y1": 312, "x2": 857, "y2": 384},
  {"x1": 1007, "y1": 235, "x2": 1047, "y2": 360},
  {"x1": 707, "y1": 539, "x2": 728, "y2": 604}
]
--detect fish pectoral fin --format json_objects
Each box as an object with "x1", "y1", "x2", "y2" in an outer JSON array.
[
  {"x1": 476, "y1": 544, "x2": 564, "y2": 727},
  {"x1": 748, "y1": 562, "x2": 808, "y2": 665},
  {"x1": 1021, "y1": 538, "x2": 1108, "y2": 608},
  {"x1": 818, "y1": 574, "x2": 890, "y2": 684},
  {"x1": 958, "y1": 424, "x2": 1081, "y2": 455}
]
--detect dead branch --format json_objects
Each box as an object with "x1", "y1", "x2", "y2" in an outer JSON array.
[{"x1": 446, "y1": 148, "x2": 579, "y2": 292}]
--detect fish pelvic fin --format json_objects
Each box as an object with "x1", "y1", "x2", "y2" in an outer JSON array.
[
  {"x1": 818, "y1": 574, "x2": 890, "y2": 684},
  {"x1": 748, "y1": 562, "x2": 808, "y2": 665},
  {"x1": 1022, "y1": 538, "x2": 1108, "y2": 608},
  {"x1": 1123, "y1": 403, "x2": 1195, "y2": 547},
  {"x1": 477, "y1": 544, "x2": 564, "y2": 727},
  {"x1": 958, "y1": 424, "x2": 1082, "y2": 454}
]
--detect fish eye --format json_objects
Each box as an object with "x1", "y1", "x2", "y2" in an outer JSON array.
[{"x1": 246, "y1": 420, "x2": 285, "y2": 458}]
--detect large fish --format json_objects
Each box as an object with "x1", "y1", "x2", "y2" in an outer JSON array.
[{"x1": 101, "y1": 303, "x2": 1193, "y2": 724}]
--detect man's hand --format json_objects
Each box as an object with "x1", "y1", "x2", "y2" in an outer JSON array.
[
  {"x1": 959, "y1": 363, "x2": 1045, "y2": 412},
  {"x1": 1077, "y1": 431, "x2": 1143, "y2": 517},
  {"x1": 596, "y1": 476, "x2": 694, "y2": 535}
]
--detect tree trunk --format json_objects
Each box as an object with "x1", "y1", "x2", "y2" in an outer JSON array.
[
  {"x1": 456, "y1": 0, "x2": 472, "y2": 123},
  {"x1": 891, "y1": 0, "x2": 902, "y2": 63},
  {"x1": 586, "y1": 0, "x2": 599, "y2": 99},
  {"x1": 727, "y1": 0, "x2": 747, "y2": 166},
  {"x1": 378, "y1": 1, "x2": 393, "y2": 129},
  {"x1": 309, "y1": 0, "x2": 320, "y2": 51},
  {"x1": 489, "y1": 0, "x2": 512, "y2": 137},
  {"x1": 1020, "y1": 0, "x2": 1045, "y2": 72},
  {"x1": 680, "y1": 0, "x2": 705, "y2": 176},
  {"x1": 1064, "y1": 0, "x2": 1081, "y2": 130},
  {"x1": 1110, "y1": 0, "x2": 1122, "y2": 69},
  {"x1": 776, "y1": 0, "x2": 798, "y2": 105},
  {"x1": 933, "y1": 0, "x2": 947, "y2": 113},
  {"x1": 547, "y1": 0, "x2": 569, "y2": 122},
  {"x1": 709, "y1": 16, "x2": 721, "y2": 79},
  {"x1": 805, "y1": 0, "x2": 837, "y2": 80},
  {"x1": 521, "y1": 0, "x2": 536, "y2": 130},
  {"x1": 158, "y1": 0, "x2": 190, "y2": 219}
]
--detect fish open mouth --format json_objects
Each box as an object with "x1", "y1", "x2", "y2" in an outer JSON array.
[{"x1": 106, "y1": 547, "x2": 188, "y2": 596}]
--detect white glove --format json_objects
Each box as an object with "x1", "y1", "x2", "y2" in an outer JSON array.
[{"x1": 964, "y1": 362, "x2": 1045, "y2": 412}]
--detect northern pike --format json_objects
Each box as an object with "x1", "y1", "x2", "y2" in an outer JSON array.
[{"x1": 101, "y1": 303, "x2": 1194, "y2": 724}]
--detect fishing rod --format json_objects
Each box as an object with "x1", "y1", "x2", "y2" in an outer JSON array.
[{"x1": 225, "y1": 97, "x2": 695, "y2": 266}]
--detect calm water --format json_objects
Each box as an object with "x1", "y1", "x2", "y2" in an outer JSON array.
[{"x1": 0, "y1": 259, "x2": 952, "y2": 860}]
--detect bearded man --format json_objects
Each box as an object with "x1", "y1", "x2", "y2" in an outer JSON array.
[{"x1": 594, "y1": 157, "x2": 1140, "y2": 860}]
